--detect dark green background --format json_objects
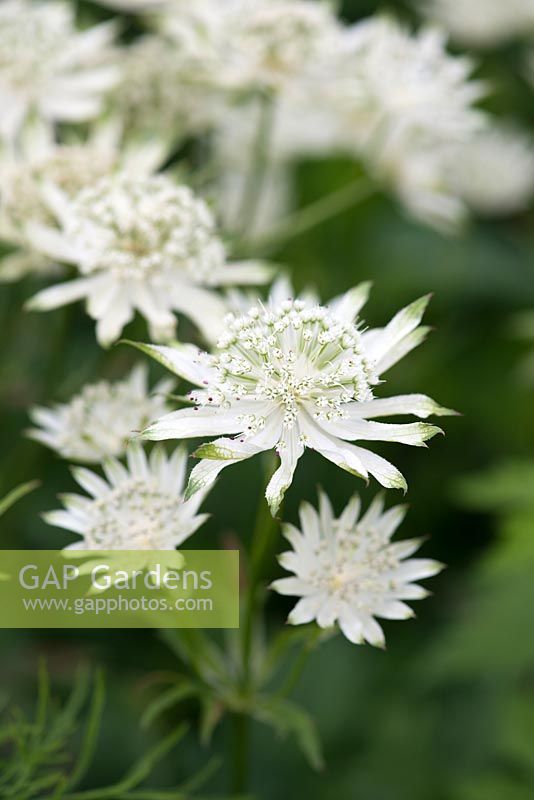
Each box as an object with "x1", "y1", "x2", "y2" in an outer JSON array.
[{"x1": 1, "y1": 1, "x2": 534, "y2": 797}]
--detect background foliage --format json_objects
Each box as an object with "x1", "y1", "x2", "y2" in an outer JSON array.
[{"x1": 1, "y1": 0, "x2": 534, "y2": 797}]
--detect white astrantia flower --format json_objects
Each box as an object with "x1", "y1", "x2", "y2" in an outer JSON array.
[
  {"x1": 271, "y1": 491, "x2": 443, "y2": 647},
  {"x1": 449, "y1": 125, "x2": 534, "y2": 217},
  {"x1": 137, "y1": 283, "x2": 455, "y2": 515},
  {"x1": 320, "y1": 17, "x2": 485, "y2": 230},
  {"x1": 0, "y1": 119, "x2": 170, "y2": 281},
  {"x1": 0, "y1": 0, "x2": 120, "y2": 144},
  {"x1": 159, "y1": 0, "x2": 341, "y2": 94},
  {"x1": 111, "y1": 35, "x2": 224, "y2": 143},
  {"x1": 43, "y1": 443, "x2": 209, "y2": 550},
  {"x1": 422, "y1": 0, "x2": 534, "y2": 48},
  {"x1": 28, "y1": 363, "x2": 173, "y2": 463},
  {"x1": 26, "y1": 174, "x2": 272, "y2": 346}
]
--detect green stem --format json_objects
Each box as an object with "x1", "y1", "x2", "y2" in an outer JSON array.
[
  {"x1": 274, "y1": 627, "x2": 322, "y2": 700},
  {"x1": 231, "y1": 711, "x2": 249, "y2": 794},
  {"x1": 236, "y1": 92, "x2": 276, "y2": 239},
  {"x1": 239, "y1": 176, "x2": 376, "y2": 257}
]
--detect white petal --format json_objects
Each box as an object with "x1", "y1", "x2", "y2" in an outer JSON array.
[
  {"x1": 328, "y1": 281, "x2": 371, "y2": 323},
  {"x1": 124, "y1": 342, "x2": 216, "y2": 387},
  {"x1": 299, "y1": 413, "x2": 368, "y2": 480},
  {"x1": 71, "y1": 467, "x2": 109, "y2": 498},
  {"x1": 347, "y1": 394, "x2": 456, "y2": 419},
  {"x1": 26, "y1": 277, "x2": 95, "y2": 311},
  {"x1": 171, "y1": 286, "x2": 228, "y2": 346},
  {"x1": 42, "y1": 510, "x2": 87, "y2": 535},
  {"x1": 319, "y1": 418, "x2": 443, "y2": 447},
  {"x1": 363, "y1": 295, "x2": 430, "y2": 369},
  {"x1": 24, "y1": 222, "x2": 81, "y2": 263},
  {"x1": 287, "y1": 595, "x2": 321, "y2": 625},
  {"x1": 350, "y1": 447, "x2": 407, "y2": 491},
  {"x1": 211, "y1": 260, "x2": 273, "y2": 286},
  {"x1": 265, "y1": 428, "x2": 304, "y2": 515},
  {"x1": 143, "y1": 406, "x2": 246, "y2": 441}
]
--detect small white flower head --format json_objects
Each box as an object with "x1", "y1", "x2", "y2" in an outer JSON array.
[
  {"x1": 422, "y1": 0, "x2": 534, "y2": 48},
  {"x1": 226, "y1": 0, "x2": 341, "y2": 92},
  {"x1": 43, "y1": 443, "x2": 209, "y2": 550},
  {"x1": 28, "y1": 364, "x2": 173, "y2": 463},
  {"x1": 140, "y1": 284, "x2": 455, "y2": 515},
  {"x1": 159, "y1": 0, "x2": 340, "y2": 94},
  {"x1": 272, "y1": 492, "x2": 443, "y2": 647},
  {"x1": 449, "y1": 125, "x2": 534, "y2": 217},
  {"x1": 0, "y1": 121, "x2": 170, "y2": 281},
  {"x1": 26, "y1": 174, "x2": 271, "y2": 346},
  {"x1": 113, "y1": 35, "x2": 223, "y2": 142},
  {"x1": 323, "y1": 17, "x2": 485, "y2": 229},
  {"x1": 0, "y1": 0, "x2": 119, "y2": 144}
]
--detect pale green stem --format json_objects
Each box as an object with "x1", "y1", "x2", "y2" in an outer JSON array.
[
  {"x1": 236, "y1": 92, "x2": 276, "y2": 239},
  {"x1": 238, "y1": 176, "x2": 376, "y2": 257}
]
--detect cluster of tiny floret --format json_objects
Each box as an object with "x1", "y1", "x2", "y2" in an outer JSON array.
[
  {"x1": 86, "y1": 478, "x2": 186, "y2": 549},
  {"x1": 67, "y1": 175, "x2": 226, "y2": 279},
  {"x1": 305, "y1": 524, "x2": 409, "y2": 613},
  {"x1": 191, "y1": 300, "x2": 377, "y2": 430}
]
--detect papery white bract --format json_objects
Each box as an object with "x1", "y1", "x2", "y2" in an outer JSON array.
[
  {"x1": 449, "y1": 125, "x2": 534, "y2": 217},
  {"x1": 271, "y1": 491, "x2": 442, "y2": 647},
  {"x1": 0, "y1": 0, "x2": 119, "y2": 144},
  {"x1": 26, "y1": 174, "x2": 272, "y2": 346},
  {"x1": 43, "y1": 443, "x2": 209, "y2": 550},
  {"x1": 422, "y1": 0, "x2": 534, "y2": 48},
  {"x1": 139, "y1": 284, "x2": 454, "y2": 515},
  {"x1": 28, "y1": 363, "x2": 173, "y2": 463}
]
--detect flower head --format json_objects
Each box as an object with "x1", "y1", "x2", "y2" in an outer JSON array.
[
  {"x1": 113, "y1": 35, "x2": 223, "y2": 142},
  {"x1": 43, "y1": 443, "x2": 209, "y2": 550},
  {"x1": 321, "y1": 17, "x2": 485, "y2": 230},
  {"x1": 159, "y1": 0, "x2": 340, "y2": 94},
  {"x1": 28, "y1": 364, "x2": 173, "y2": 463},
  {"x1": 138, "y1": 283, "x2": 454, "y2": 514},
  {"x1": 0, "y1": 121, "x2": 170, "y2": 281},
  {"x1": 271, "y1": 491, "x2": 443, "y2": 646},
  {"x1": 27, "y1": 174, "x2": 271, "y2": 346},
  {"x1": 0, "y1": 0, "x2": 119, "y2": 143}
]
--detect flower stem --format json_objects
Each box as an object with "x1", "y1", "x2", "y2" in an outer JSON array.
[
  {"x1": 231, "y1": 711, "x2": 249, "y2": 794},
  {"x1": 236, "y1": 92, "x2": 276, "y2": 239},
  {"x1": 239, "y1": 175, "x2": 376, "y2": 256}
]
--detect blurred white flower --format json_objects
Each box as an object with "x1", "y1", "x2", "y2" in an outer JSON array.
[
  {"x1": 26, "y1": 174, "x2": 272, "y2": 346},
  {"x1": 422, "y1": 0, "x2": 534, "y2": 48},
  {"x1": 112, "y1": 35, "x2": 224, "y2": 143},
  {"x1": 28, "y1": 363, "x2": 173, "y2": 463},
  {"x1": 320, "y1": 17, "x2": 485, "y2": 230},
  {"x1": 0, "y1": 0, "x2": 119, "y2": 144},
  {"x1": 139, "y1": 283, "x2": 454, "y2": 515},
  {"x1": 43, "y1": 443, "x2": 209, "y2": 550},
  {"x1": 450, "y1": 125, "x2": 534, "y2": 217},
  {"x1": 271, "y1": 491, "x2": 442, "y2": 647},
  {"x1": 159, "y1": 0, "x2": 341, "y2": 94},
  {"x1": 0, "y1": 120, "x2": 169, "y2": 281}
]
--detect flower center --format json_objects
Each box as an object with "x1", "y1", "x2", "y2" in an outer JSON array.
[
  {"x1": 205, "y1": 300, "x2": 376, "y2": 430},
  {"x1": 87, "y1": 479, "x2": 184, "y2": 549},
  {"x1": 67, "y1": 176, "x2": 226, "y2": 279}
]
